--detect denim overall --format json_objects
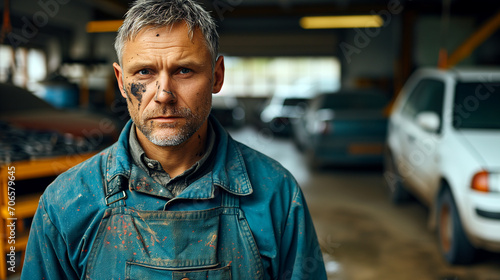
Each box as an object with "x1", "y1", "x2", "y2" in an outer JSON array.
[
  {"x1": 84, "y1": 179, "x2": 264, "y2": 279},
  {"x1": 22, "y1": 118, "x2": 327, "y2": 279}
]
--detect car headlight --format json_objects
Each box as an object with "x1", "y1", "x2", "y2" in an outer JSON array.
[{"x1": 471, "y1": 170, "x2": 500, "y2": 193}]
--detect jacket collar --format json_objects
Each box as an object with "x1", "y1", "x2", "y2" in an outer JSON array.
[
  {"x1": 209, "y1": 115, "x2": 253, "y2": 196},
  {"x1": 105, "y1": 116, "x2": 253, "y2": 198}
]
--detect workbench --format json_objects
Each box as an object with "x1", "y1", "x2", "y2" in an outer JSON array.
[{"x1": 0, "y1": 152, "x2": 95, "y2": 279}]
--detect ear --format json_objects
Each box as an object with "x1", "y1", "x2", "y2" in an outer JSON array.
[
  {"x1": 113, "y1": 62, "x2": 127, "y2": 99},
  {"x1": 212, "y1": 56, "x2": 225, "y2": 94}
]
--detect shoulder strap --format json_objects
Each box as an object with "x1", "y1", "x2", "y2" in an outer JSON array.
[{"x1": 104, "y1": 175, "x2": 128, "y2": 207}]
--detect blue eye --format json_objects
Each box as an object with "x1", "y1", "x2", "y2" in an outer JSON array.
[
  {"x1": 180, "y1": 68, "x2": 191, "y2": 74},
  {"x1": 139, "y1": 69, "x2": 150, "y2": 75}
]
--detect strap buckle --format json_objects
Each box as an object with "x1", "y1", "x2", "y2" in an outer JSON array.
[{"x1": 105, "y1": 191, "x2": 127, "y2": 206}]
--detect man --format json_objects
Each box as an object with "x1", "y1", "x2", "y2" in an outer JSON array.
[{"x1": 22, "y1": 0, "x2": 327, "y2": 279}]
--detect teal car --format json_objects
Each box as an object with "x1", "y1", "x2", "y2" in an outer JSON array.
[{"x1": 292, "y1": 90, "x2": 389, "y2": 168}]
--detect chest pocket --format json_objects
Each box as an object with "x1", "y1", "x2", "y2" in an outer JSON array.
[{"x1": 126, "y1": 262, "x2": 231, "y2": 280}]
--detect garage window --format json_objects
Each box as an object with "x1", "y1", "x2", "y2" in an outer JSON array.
[
  {"x1": 0, "y1": 45, "x2": 47, "y2": 90},
  {"x1": 220, "y1": 56, "x2": 340, "y2": 97}
]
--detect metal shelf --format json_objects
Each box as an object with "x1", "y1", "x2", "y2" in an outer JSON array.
[{"x1": 0, "y1": 152, "x2": 95, "y2": 279}]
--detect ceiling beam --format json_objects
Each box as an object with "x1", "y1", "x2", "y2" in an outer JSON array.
[
  {"x1": 446, "y1": 9, "x2": 500, "y2": 68},
  {"x1": 83, "y1": 0, "x2": 128, "y2": 19},
  {"x1": 210, "y1": 1, "x2": 500, "y2": 19},
  {"x1": 213, "y1": 4, "x2": 390, "y2": 19}
]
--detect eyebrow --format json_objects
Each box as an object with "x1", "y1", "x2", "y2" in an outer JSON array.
[{"x1": 125, "y1": 58, "x2": 207, "y2": 72}]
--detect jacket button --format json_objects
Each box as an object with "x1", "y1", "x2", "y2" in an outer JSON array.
[{"x1": 147, "y1": 162, "x2": 155, "y2": 169}]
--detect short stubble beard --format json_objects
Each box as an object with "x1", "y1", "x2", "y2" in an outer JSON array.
[{"x1": 134, "y1": 105, "x2": 208, "y2": 147}]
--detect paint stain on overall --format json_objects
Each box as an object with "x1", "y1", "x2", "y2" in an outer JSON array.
[{"x1": 206, "y1": 234, "x2": 217, "y2": 248}]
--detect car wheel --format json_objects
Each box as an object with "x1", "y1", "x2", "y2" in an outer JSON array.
[
  {"x1": 384, "y1": 150, "x2": 411, "y2": 204},
  {"x1": 437, "y1": 188, "x2": 476, "y2": 264}
]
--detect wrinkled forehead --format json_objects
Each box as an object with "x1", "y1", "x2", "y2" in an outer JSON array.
[
  {"x1": 123, "y1": 23, "x2": 209, "y2": 54},
  {"x1": 129, "y1": 21, "x2": 193, "y2": 41},
  {"x1": 120, "y1": 23, "x2": 212, "y2": 68}
]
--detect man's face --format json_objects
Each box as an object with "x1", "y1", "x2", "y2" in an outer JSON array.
[{"x1": 114, "y1": 22, "x2": 224, "y2": 146}]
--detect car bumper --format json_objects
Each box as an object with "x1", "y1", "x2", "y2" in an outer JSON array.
[
  {"x1": 465, "y1": 192, "x2": 500, "y2": 251},
  {"x1": 312, "y1": 140, "x2": 385, "y2": 165}
]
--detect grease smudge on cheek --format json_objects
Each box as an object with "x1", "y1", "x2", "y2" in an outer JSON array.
[{"x1": 127, "y1": 82, "x2": 147, "y2": 110}]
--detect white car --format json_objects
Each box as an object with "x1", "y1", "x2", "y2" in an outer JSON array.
[
  {"x1": 260, "y1": 95, "x2": 310, "y2": 136},
  {"x1": 385, "y1": 67, "x2": 500, "y2": 264}
]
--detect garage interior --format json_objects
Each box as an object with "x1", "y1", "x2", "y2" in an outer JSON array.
[{"x1": 1, "y1": 0, "x2": 500, "y2": 279}]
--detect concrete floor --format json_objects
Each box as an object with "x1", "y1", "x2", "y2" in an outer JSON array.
[{"x1": 229, "y1": 126, "x2": 500, "y2": 280}]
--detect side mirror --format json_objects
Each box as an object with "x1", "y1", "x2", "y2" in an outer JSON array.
[{"x1": 416, "y1": 111, "x2": 440, "y2": 133}]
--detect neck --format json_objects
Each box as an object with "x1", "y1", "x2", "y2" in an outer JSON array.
[{"x1": 136, "y1": 122, "x2": 208, "y2": 178}]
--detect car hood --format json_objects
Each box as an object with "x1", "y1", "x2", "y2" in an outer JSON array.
[{"x1": 458, "y1": 130, "x2": 500, "y2": 168}]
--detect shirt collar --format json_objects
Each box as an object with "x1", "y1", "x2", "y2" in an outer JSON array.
[
  {"x1": 128, "y1": 122, "x2": 216, "y2": 177},
  {"x1": 128, "y1": 123, "x2": 156, "y2": 172},
  {"x1": 105, "y1": 117, "x2": 253, "y2": 199}
]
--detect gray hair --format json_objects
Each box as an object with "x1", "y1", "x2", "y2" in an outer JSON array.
[{"x1": 114, "y1": 0, "x2": 219, "y2": 67}]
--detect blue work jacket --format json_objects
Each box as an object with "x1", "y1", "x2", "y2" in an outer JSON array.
[{"x1": 21, "y1": 116, "x2": 327, "y2": 279}]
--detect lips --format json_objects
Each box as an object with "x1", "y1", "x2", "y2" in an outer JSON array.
[
  {"x1": 143, "y1": 107, "x2": 192, "y2": 122},
  {"x1": 147, "y1": 116, "x2": 184, "y2": 124},
  {"x1": 150, "y1": 115, "x2": 182, "y2": 119}
]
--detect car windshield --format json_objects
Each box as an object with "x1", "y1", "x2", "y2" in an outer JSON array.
[
  {"x1": 321, "y1": 93, "x2": 388, "y2": 110},
  {"x1": 453, "y1": 82, "x2": 500, "y2": 129}
]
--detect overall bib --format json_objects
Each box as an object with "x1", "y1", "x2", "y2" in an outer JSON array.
[{"x1": 84, "y1": 183, "x2": 265, "y2": 279}]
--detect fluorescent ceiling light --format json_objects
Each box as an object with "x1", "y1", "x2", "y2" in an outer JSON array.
[
  {"x1": 86, "y1": 20, "x2": 124, "y2": 33},
  {"x1": 300, "y1": 15, "x2": 384, "y2": 29}
]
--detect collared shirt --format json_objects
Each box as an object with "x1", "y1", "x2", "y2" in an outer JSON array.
[{"x1": 128, "y1": 122, "x2": 216, "y2": 198}]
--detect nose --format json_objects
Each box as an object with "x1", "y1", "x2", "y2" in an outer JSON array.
[
  {"x1": 154, "y1": 89, "x2": 177, "y2": 103},
  {"x1": 154, "y1": 76, "x2": 176, "y2": 104}
]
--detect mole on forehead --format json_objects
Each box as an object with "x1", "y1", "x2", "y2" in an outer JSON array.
[
  {"x1": 125, "y1": 32, "x2": 197, "y2": 51},
  {"x1": 132, "y1": 23, "x2": 195, "y2": 37}
]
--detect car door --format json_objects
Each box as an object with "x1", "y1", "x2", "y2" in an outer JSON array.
[{"x1": 398, "y1": 79, "x2": 445, "y2": 203}]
